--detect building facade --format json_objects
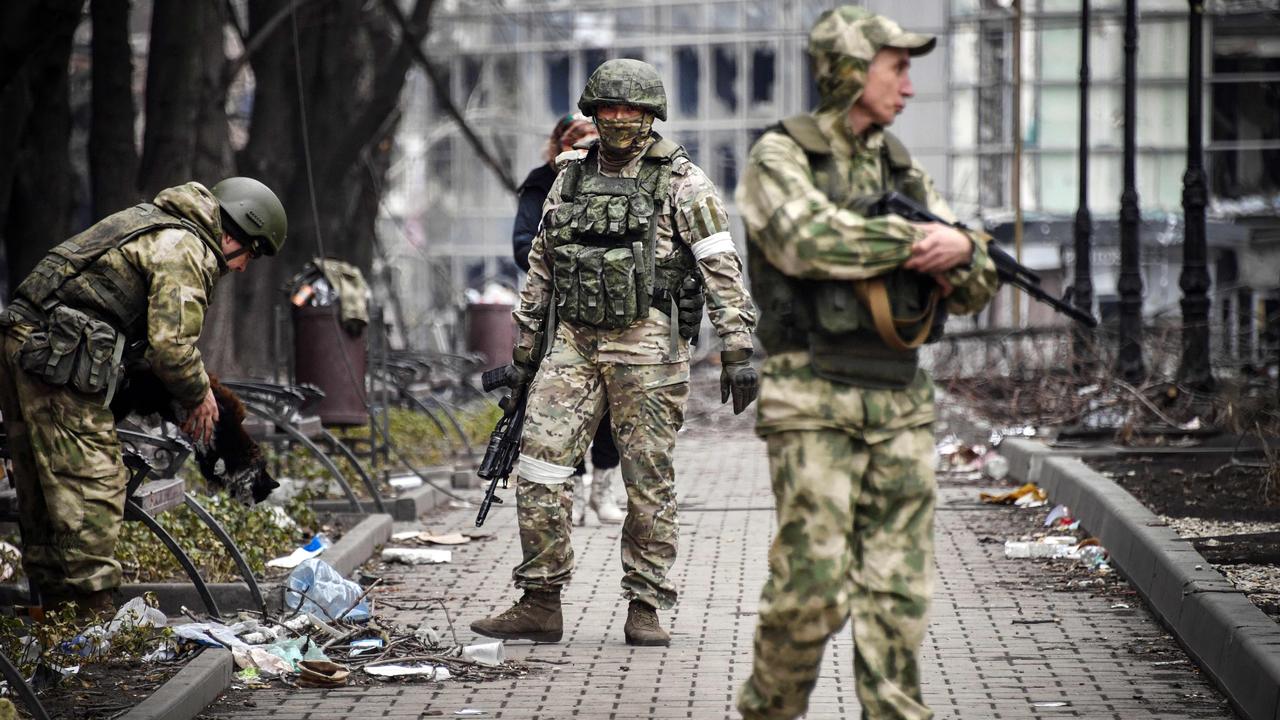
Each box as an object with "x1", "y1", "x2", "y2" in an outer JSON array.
[{"x1": 384, "y1": 0, "x2": 1278, "y2": 361}]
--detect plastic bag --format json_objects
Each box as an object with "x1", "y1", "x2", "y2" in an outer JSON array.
[{"x1": 284, "y1": 558, "x2": 370, "y2": 622}]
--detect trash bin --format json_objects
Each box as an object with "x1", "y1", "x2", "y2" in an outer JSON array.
[
  {"x1": 294, "y1": 304, "x2": 368, "y2": 426},
  {"x1": 466, "y1": 302, "x2": 515, "y2": 371}
]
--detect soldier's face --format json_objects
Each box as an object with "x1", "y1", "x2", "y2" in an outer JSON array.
[
  {"x1": 857, "y1": 47, "x2": 914, "y2": 126},
  {"x1": 595, "y1": 104, "x2": 652, "y2": 152},
  {"x1": 221, "y1": 234, "x2": 253, "y2": 273}
]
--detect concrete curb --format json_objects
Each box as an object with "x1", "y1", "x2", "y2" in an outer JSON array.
[
  {"x1": 310, "y1": 470, "x2": 456, "y2": 521},
  {"x1": 120, "y1": 648, "x2": 232, "y2": 720},
  {"x1": 0, "y1": 514, "x2": 394, "y2": 615},
  {"x1": 1001, "y1": 439, "x2": 1280, "y2": 720}
]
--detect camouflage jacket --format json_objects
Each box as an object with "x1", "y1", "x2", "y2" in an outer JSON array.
[
  {"x1": 72, "y1": 183, "x2": 227, "y2": 408},
  {"x1": 737, "y1": 110, "x2": 998, "y2": 439},
  {"x1": 514, "y1": 139, "x2": 756, "y2": 365}
]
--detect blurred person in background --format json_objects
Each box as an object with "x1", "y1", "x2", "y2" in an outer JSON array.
[{"x1": 512, "y1": 113, "x2": 624, "y2": 526}]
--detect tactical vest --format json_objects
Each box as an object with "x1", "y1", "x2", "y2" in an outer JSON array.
[
  {"x1": 543, "y1": 135, "x2": 698, "y2": 344},
  {"x1": 748, "y1": 115, "x2": 946, "y2": 389},
  {"x1": 5, "y1": 202, "x2": 207, "y2": 402},
  {"x1": 12, "y1": 202, "x2": 203, "y2": 335}
]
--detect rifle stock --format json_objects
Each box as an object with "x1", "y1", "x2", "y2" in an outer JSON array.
[
  {"x1": 871, "y1": 192, "x2": 1098, "y2": 328},
  {"x1": 475, "y1": 385, "x2": 528, "y2": 527}
]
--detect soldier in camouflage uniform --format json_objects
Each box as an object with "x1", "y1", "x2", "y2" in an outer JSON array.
[
  {"x1": 0, "y1": 178, "x2": 285, "y2": 615},
  {"x1": 471, "y1": 59, "x2": 758, "y2": 647},
  {"x1": 735, "y1": 8, "x2": 999, "y2": 719}
]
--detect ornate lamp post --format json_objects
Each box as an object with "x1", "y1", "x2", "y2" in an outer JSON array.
[
  {"x1": 1073, "y1": 0, "x2": 1095, "y2": 372},
  {"x1": 1117, "y1": 0, "x2": 1146, "y2": 383},
  {"x1": 1177, "y1": 0, "x2": 1215, "y2": 390}
]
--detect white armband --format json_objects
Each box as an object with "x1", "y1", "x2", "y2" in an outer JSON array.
[
  {"x1": 516, "y1": 454, "x2": 577, "y2": 485},
  {"x1": 691, "y1": 231, "x2": 737, "y2": 261}
]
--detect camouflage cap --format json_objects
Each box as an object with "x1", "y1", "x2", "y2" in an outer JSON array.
[
  {"x1": 807, "y1": 7, "x2": 936, "y2": 113},
  {"x1": 809, "y1": 6, "x2": 936, "y2": 62}
]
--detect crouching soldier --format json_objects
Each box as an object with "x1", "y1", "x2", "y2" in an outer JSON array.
[{"x1": 0, "y1": 178, "x2": 286, "y2": 616}]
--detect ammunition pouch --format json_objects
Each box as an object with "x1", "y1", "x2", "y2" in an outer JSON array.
[{"x1": 17, "y1": 304, "x2": 125, "y2": 402}]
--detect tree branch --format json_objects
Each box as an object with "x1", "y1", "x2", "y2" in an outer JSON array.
[{"x1": 378, "y1": 0, "x2": 517, "y2": 194}]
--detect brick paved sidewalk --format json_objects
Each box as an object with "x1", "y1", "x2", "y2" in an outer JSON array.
[{"x1": 204, "y1": 377, "x2": 1238, "y2": 720}]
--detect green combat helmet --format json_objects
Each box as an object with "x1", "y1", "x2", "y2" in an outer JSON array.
[
  {"x1": 578, "y1": 59, "x2": 667, "y2": 121},
  {"x1": 212, "y1": 177, "x2": 287, "y2": 256}
]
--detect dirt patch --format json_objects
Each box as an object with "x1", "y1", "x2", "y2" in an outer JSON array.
[
  {"x1": 33, "y1": 660, "x2": 182, "y2": 719},
  {"x1": 1086, "y1": 453, "x2": 1280, "y2": 522}
]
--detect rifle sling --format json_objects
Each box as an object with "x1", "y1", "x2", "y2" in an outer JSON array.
[{"x1": 852, "y1": 278, "x2": 940, "y2": 352}]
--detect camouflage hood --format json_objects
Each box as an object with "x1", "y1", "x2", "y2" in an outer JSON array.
[
  {"x1": 808, "y1": 6, "x2": 936, "y2": 115},
  {"x1": 153, "y1": 182, "x2": 224, "y2": 260}
]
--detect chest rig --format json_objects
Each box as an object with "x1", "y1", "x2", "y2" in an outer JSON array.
[
  {"x1": 543, "y1": 135, "x2": 698, "y2": 338},
  {"x1": 748, "y1": 115, "x2": 946, "y2": 389}
]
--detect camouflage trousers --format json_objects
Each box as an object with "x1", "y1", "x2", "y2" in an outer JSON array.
[
  {"x1": 738, "y1": 425, "x2": 936, "y2": 720},
  {"x1": 0, "y1": 323, "x2": 128, "y2": 597},
  {"x1": 513, "y1": 327, "x2": 689, "y2": 610}
]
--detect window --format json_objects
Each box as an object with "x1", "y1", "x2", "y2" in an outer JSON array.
[
  {"x1": 713, "y1": 44, "x2": 739, "y2": 114},
  {"x1": 1210, "y1": 22, "x2": 1280, "y2": 198},
  {"x1": 581, "y1": 48, "x2": 607, "y2": 86},
  {"x1": 749, "y1": 44, "x2": 776, "y2": 115},
  {"x1": 545, "y1": 53, "x2": 571, "y2": 114},
  {"x1": 675, "y1": 46, "x2": 700, "y2": 116}
]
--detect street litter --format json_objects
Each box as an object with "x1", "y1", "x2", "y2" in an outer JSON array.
[
  {"x1": 1005, "y1": 538, "x2": 1076, "y2": 559},
  {"x1": 460, "y1": 641, "x2": 504, "y2": 666},
  {"x1": 454, "y1": 711, "x2": 487, "y2": 717},
  {"x1": 980, "y1": 483, "x2": 1047, "y2": 507},
  {"x1": 365, "y1": 663, "x2": 451, "y2": 679},
  {"x1": 350, "y1": 638, "x2": 385, "y2": 656},
  {"x1": 1111, "y1": 603, "x2": 1131, "y2": 609},
  {"x1": 389, "y1": 473, "x2": 424, "y2": 490},
  {"x1": 382, "y1": 548, "x2": 453, "y2": 564},
  {"x1": 297, "y1": 659, "x2": 351, "y2": 688},
  {"x1": 0, "y1": 540, "x2": 21, "y2": 581},
  {"x1": 267, "y1": 535, "x2": 330, "y2": 569},
  {"x1": 1044, "y1": 505, "x2": 1070, "y2": 527},
  {"x1": 420, "y1": 532, "x2": 470, "y2": 545},
  {"x1": 392, "y1": 530, "x2": 472, "y2": 546},
  {"x1": 285, "y1": 558, "x2": 372, "y2": 621}
]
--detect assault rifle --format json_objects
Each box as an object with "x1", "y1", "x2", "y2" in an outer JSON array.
[
  {"x1": 869, "y1": 192, "x2": 1098, "y2": 328},
  {"x1": 474, "y1": 367, "x2": 529, "y2": 527}
]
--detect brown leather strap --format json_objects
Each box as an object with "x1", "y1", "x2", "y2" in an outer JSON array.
[{"x1": 852, "y1": 279, "x2": 940, "y2": 352}]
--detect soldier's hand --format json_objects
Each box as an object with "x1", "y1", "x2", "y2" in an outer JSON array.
[
  {"x1": 719, "y1": 349, "x2": 758, "y2": 415},
  {"x1": 905, "y1": 223, "x2": 973, "y2": 274},
  {"x1": 183, "y1": 388, "x2": 219, "y2": 445}
]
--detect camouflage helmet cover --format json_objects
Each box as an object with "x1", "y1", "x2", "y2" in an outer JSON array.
[
  {"x1": 211, "y1": 176, "x2": 287, "y2": 256},
  {"x1": 808, "y1": 6, "x2": 936, "y2": 112},
  {"x1": 578, "y1": 58, "x2": 667, "y2": 121}
]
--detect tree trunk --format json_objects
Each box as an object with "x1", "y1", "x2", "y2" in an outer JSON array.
[
  {"x1": 1, "y1": 14, "x2": 80, "y2": 295},
  {"x1": 0, "y1": 0, "x2": 85, "y2": 95},
  {"x1": 90, "y1": 0, "x2": 140, "y2": 220},
  {"x1": 138, "y1": 0, "x2": 229, "y2": 196},
  {"x1": 225, "y1": 0, "x2": 433, "y2": 377}
]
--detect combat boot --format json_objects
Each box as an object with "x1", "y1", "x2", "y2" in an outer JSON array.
[
  {"x1": 470, "y1": 590, "x2": 563, "y2": 642},
  {"x1": 589, "y1": 467, "x2": 624, "y2": 524},
  {"x1": 624, "y1": 600, "x2": 670, "y2": 647}
]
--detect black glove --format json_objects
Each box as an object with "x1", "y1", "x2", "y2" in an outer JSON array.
[
  {"x1": 676, "y1": 279, "x2": 704, "y2": 341},
  {"x1": 482, "y1": 348, "x2": 538, "y2": 391},
  {"x1": 719, "y1": 349, "x2": 758, "y2": 415}
]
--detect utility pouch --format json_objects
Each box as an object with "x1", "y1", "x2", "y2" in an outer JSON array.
[
  {"x1": 602, "y1": 247, "x2": 638, "y2": 326},
  {"x1": 812, "y1": 282, "x2": 869, "y2": 334},
  {"x1": 808, "y1": 331, "x2": 919, "y2": 390},
  {"x1": 552, "y1": 243, "x2": 582, "y2": 320},
  {"x1": 574, "y1": 246, "x2": 608, "y2": 326},
  {"x1": 18, "y1": 305, "x2": 123, "y2": 399}
]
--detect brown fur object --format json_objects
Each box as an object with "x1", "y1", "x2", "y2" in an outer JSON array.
[{"x1": 111, "y1": 371, "x2": 277, "y2": 504}]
